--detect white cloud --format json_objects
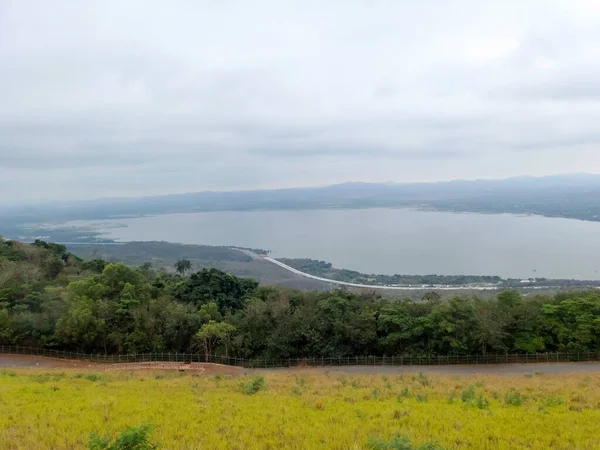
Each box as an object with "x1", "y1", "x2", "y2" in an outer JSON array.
[{"x1": 1, "y1": 0, "x2": 600, "y2": 202}]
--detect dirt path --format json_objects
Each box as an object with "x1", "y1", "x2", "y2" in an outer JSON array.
[
  {"x1": 0, "y1": 355, "x2": 245, "y2": 375},
  {"x1": 269, "y1": 362, "x2": 600, "y2": 376}
]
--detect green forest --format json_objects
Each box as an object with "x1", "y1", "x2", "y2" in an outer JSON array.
[{"x1": 1, "y1": 238, "x2": 600, "y2": 358}]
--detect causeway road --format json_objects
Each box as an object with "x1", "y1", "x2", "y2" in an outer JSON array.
[{"x1": 261, "y1": 256, "x2": 498, "y2": 291}]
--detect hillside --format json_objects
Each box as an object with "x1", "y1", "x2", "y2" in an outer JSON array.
[
  {"x1": 2, "y1": 237, "x2": 600, "y2": 359},
  {"x1": 66, "y1": 241, "x2": 330, "y2": 290}
]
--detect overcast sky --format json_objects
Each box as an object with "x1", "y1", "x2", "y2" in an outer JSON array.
[{"x1": 2, "y1": 0, "x2": 600, "y2": 203}]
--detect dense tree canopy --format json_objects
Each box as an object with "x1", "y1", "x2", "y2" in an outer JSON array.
[{"x1": 1, "y1": 238, "x2": 600, "y2": 358}]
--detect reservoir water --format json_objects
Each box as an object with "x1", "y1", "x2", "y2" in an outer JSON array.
[{"x1": 66, "y1": 208, "x2": 600, "y2": 279}]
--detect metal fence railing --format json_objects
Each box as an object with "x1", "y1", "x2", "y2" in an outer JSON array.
[{"x1": 1, "y1": 345, "x2": 598, "y2": 368}]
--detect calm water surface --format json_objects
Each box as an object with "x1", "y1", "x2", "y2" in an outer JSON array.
[{"x1": 68, "y1": 208, "x2": 600, "y2": 279}]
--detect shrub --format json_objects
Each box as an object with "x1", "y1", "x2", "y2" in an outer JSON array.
[
  {"x1": 370, "y1": 388, "x2": 381, "y2": 400},
  {"x1": 416, "y1": 394, "x2": 429, "y2": 403},
  {"x1": 88, "y1": 424, "x2": 159, "y2": 450},
  {"x1": 290, "y1": 387, "x2": 302, "y2": 396},
  {"x1": 461, "y1": 385, "x2": 476, "y2": 404},
  {"x1": 368, "y1": 435, "x2": 413, "y2": 450},
  {"x1": 417, "y1": 373, "x2": 430, "y2": 387},
  {"x1": 239, "y1": 376, "x2": 266, "y2": 395},
  {"x1": 475, "y1": 395, "x2": 489, "y2": 409},
  {"x1": 543, "y1": 396, "x2": 565, "y2": 407},
  {"x1": 504, "y1": 390, "x2": 525, "y2": 407},
  {"x1": 368, "y1": 435, "x2": 444, "y2": 450}
]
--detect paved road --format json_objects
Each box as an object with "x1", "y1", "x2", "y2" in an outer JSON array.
[
  {"x1": 0, "y1": 355, "x2": 100, "y2": 368},
  {"x1": 262, "y1": 362, "x2": 600, "y2": 376},
  {"x1": 233, "y1": 248, "x2": 263, "y2": 260},
  {"x1": 3, "y1": 355, "x2": 599, "y2": 376},
  {"x1": 262, "y1": 256, "x2": 499, "y2": 291},
  {"x1": 260, "y1": 256, "x2": 580, "y2": 292}
]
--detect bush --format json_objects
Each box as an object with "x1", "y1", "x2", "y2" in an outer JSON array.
[
  {"x1": 239, "y1": 376, "x2": 266, "y2": 395},
  {"x1": 416, "y1": 394, "x2": 428, "y2": 403},
  {"x1": 543, "y1": 396, "x2": 565, "y2": 407},
  {"x1": 368, "y1": 435, "x2": 444, "y2": 450},
  {"x1": 504, "y1": 390, "x2": 525, "y2": 407},
  {"x1": 368, "y1": 435, "x2": 413, "y2": 450},
  {"x1": 88, "y1": 424, "x2": 159, "y2": 450},
  {"x1": 416, "y1": 373, "x2": 430, "y2": 386},
  {"x1": 475, "y1": 395, "x2": 489, "y2": 409},
  {"x1": 461, "y1": 385, "x2": 476, "y2": 404}
]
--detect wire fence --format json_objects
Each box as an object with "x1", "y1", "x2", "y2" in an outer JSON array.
[
  {"x1": 1, "y1": 345, "x2": 599, "y2": 368},
  {"x1": 0, "y1": 345, "x2": 600, "y2": 368}
]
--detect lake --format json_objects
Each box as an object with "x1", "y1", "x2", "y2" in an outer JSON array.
[{"x1": 65, "y1": 208, "x2": 600, "y2": 279}]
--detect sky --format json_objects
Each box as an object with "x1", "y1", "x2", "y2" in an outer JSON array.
[{"x1": 1, "y1": 0, "x2": 600, "y2": 203}]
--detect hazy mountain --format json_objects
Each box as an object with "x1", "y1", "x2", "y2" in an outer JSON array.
[{"x1": 3, "y1": 174, "x2": 600, "y2": 225}]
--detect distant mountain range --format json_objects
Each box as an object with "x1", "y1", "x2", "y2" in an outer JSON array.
[{"x1": 4, "y1": 173, "x2": 600, "y2": 225}]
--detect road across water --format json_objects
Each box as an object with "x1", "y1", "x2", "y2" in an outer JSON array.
[
  {"x1": 261, "y1": 256, "x2": 499, "y2": 290},
  {"x1": 260, "y1": 255, "x2": 572, "y2": 291}
]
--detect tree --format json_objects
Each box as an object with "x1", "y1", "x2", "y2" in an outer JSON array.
[
  {"x1": 42, "y1": 257, "x2": 64, "y2": 279},
  {"x1": 472, "y1": 299, "x2": 507, "y2": 355},
  {"x1": 54, "y1": 295, "x2": 101, "y2": 352},
  {"x1": 174, "y1": 259, "x2": 192, "y2": 276},
  {"x1": 198, "y1": 302, "x2": 222, "y2": 323},
  {"x1": 196, "y1": 321, "x2": 236, "y2": 361},
  {"x1": 81, "y1": 259, "x2": 107, "y2": 273},
  {"x1": 422, "y1": 291, "x2": 441, "y2": 304},
  {"x1": 0, "y1": 307, "x2": 12, "y2": 343},
  {"x1": 101, "y1": 263, "x2": 143, "y2": 297},
  {"x1": 174, "y1": 268, "x2": 258, "y2": 313}
]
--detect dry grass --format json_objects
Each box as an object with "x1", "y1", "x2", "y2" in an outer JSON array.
[{"x1": 1, "y1": 369, "x2": 599, "y2": 449}]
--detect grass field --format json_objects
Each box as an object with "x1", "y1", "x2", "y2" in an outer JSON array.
[{"x1": 1, "y1": 368, "x2": 599, "y2": 449}]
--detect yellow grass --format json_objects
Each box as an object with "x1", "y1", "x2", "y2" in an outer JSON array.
[{"x1": 1, "y1": 368, "x2": 600, "y2": 449}]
